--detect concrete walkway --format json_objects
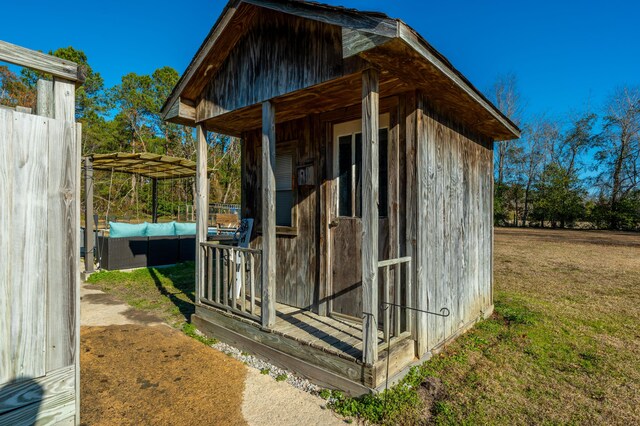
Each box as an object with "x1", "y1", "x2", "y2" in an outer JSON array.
[
  {"x1": 81, "y1": 284, "x2": 163, "y2": 326},
  {"x1": 80, "y1": 282, "x2": 345, "y2": 426}
]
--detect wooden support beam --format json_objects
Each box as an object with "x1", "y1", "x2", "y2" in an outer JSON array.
[
  {"x1": 163, "y1": 97, "x2": 196, "y2": 127},
  {"x1": 36, "y1": 79, "x2": 54, "y2": 118},
  {"x1": 361, "y1": 68, "x2": 379, "y2": 364},
  {"x1": 404, "y1": 91, "x2": 419, "y2": 346},
  {"x1": 342, "y1": 28, "x2": 392, "y2": 59},
  {"x1": 243, "y1": 0, "x2": 398, "y2": 38},
  {"x1": 415, "y1": 93, "x2": 429, "y2": 356},
  {"x1": 261, "y1": 101, "x2": 276, "y2": 328},
  {"x1": 151, "y1": 178, "x2": 158, "y2": 223},
  {"x1": 0, "y1": 40, "x2": 85, "y2": 83},
  {"x1": 84, "y1": 157, "x2": 94, "y2": 274},
  {"x1": 195, "y1": 124, "x2": 209, "y2": 305}
]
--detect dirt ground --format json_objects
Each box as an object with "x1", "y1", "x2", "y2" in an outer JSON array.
[
  {"x1": 80, "y1": 284, "x2": 345, "y2": 426},
  {"x1": 81, "y1": 325, "x2": 247, "y2": 426}
]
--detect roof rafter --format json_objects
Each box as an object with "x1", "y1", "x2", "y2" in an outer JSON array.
[{"x1": 87, "y1": 152, "x2": 212, "y2": 180}]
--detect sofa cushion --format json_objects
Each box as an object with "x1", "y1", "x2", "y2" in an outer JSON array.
[
  {"x1": 109, "y1": 222, "x2": 147, "y2": 238},
  {"x1": 175, "y1": 222, "x2": 197, "y2": 236},
  {"x1": 146, "y1": 221, "x2": 176, "y2": 237}
]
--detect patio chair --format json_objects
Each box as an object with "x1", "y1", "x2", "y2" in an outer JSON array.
[{"x1": 232, "y1": 218, "x2": 253, "y2": 299}]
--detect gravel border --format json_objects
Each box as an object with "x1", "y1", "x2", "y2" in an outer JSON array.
[{"x1": 211, "y1": 341, "x2": 324, "y2": 394}]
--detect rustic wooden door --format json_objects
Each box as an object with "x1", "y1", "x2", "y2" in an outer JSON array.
[{"x1": 329, "y1": 116, "x2": 389, "y2": 319}]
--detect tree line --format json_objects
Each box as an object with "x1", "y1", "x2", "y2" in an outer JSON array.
[
  {"x1": 2, "y1": 48, "x2": 638, "y2": 230},
  {"x1": 490, "y1": 74, "x2": 640, "y2": 231},
  {"x1": 0, "y1": 46, "x2": 240, "y2": 221}
]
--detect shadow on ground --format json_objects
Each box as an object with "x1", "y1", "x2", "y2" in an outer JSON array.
[{"x1": 148, "y1": 265, "x2": 196, "y2": 322}]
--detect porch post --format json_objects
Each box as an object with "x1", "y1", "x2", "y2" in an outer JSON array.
[
  {"x1": 151, "y1": 178, "x2": 158, "y2": 223},
  {"x1": 84, "y1": 157, "x2": 94, "y2": 274},
  {"x1": 261, "y1": 101, "x2": 277, "y2": 328},
  {"x1": 195, "y1": 124, "x2": 209, "y2": 305},
  {"x1": 362, "y1": 68, "x2": 379, "y2": 364}
]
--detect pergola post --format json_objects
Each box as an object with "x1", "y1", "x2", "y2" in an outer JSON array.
[
  {"x1": 195, "y1": 124, "x2": 209, "y2": 305},
  {"x1": 84, "y1": 157, "x2": 94, "y2": 274},
  {"x1": 151, "y1": 178, "x2": 158, "y2": 223},
  {"x1": 261, "y1": 100, "x2": 276, "y2": 328},
  {"x1": 362, "y1": 68, "x2": 379, "y2": 364}
]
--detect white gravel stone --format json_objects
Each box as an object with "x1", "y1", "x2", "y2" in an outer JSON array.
[{"x1": 211, "y1": 341, "x2": 323, "y2": 394}]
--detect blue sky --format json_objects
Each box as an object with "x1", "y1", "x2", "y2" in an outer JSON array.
[{"x1": 1, "y1": 0, "x2": 639, "y2": 122}]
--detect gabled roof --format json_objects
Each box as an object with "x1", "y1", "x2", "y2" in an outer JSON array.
[{"x1": 162, "y1": 0, "x2": 520, "y2": 140}]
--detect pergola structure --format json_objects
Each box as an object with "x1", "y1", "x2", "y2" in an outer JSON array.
[{"x1": 83, "y1": 152, "x2": 212, "y2": 273}]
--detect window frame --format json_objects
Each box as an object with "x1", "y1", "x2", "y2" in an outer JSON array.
[
  {"x1": 333, "y1": 114, "x2": 390, "y2": 219},
  {"x1": 276, "y1": 141, "x2": 298, "y2": 233},
  {"x1": 257, "y1": 139, "x2": 298, "y2": 236}
]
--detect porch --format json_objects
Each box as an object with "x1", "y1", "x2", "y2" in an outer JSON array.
[{"x1": 193, "y1": 243, "x2": 415, "y2": 393}]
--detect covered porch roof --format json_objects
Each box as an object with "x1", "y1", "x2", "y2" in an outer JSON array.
[{"x1": 162, "y1": 0, "x2": 520, "y2": 140}]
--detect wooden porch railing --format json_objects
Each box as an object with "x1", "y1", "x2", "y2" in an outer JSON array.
[
  {"x1": 378, "y1": 256, "x2": 412, "y2": 344},
  {"x1": 199, "y1": 243, "x2": 262, "y2": 323}
]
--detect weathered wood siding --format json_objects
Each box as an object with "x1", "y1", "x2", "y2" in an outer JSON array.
[
  {"x1": 242, "y1": 117, "x2": 320, "y2": 310},
  {"x1": 238, "y1": 89, "x2": 493, "y2": 361},
  {"x1": 199, "y1": 9, "x2": 343, "y2": 121},
  {"x1": 0, "y1": 106, "x2": 80, "y2": 424},
  {"x1": 414, "y1": 94, "x2": 493, "y2": 354}
]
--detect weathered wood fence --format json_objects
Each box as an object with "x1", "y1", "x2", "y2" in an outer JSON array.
[{"x1": 0, "y1": 40, "x2": 83, "y2": 425}]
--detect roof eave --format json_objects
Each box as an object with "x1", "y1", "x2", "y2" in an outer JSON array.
[
  {"x1": 161, "y1": 0, "x2": 243, "y2": 118},
  {"x1": 397, "y1": 22, "x2": 520, "y2": 140},
  {"x1": 161, "y1": 0, "x2": 400, "y2": 121},
  {"x1": 162, "y1": 0, "x2": 521, "y2": 141}
]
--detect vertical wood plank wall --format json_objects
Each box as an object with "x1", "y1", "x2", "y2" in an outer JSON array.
[
  {"x1": 238, "y1": 90, "x2": 494, "y2": 363},
  {"x1": 242, "y1": 117, "x2": 320, "y2": 310},
  {"x1": 195, "y1": 125, "x2": 209, "y2": 305},
  {"x1": 415, "y1": 94, "x2": 494, "y2": 354},
  {"x1": 0, "y1": 104, "x2": 80, "y2": 424},
  {"x1": 200, "y1": 9, "x2": 343, "y2": 120}
]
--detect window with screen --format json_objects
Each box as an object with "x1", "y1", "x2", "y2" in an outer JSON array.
[
  {"x1": 275, "y1": 150, "x2": 294, "y2": 227},
  {"x1": 336, "y1": 127, "x2": 388, "y2": 218}
]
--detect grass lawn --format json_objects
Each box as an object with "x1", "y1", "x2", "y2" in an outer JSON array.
[
  {"x1": 328, "y1": 228, "x2": 640, "y2": 424},
  {"x1": 86, "y1": 261, "x2": 196, "y2": 328},
  {"x1": 87, "y1": 229, "x2": 640, "y2": 425}
]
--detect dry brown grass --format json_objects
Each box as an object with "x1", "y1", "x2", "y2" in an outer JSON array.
[
  {"x1": 329, "y1": 228, "x2": 640, "y2": 425},
  {"x1": 81, "y1": 325, "x2": 247, "y2": 426},
  {"x1": 429, "y1": 228, "x2": 640, "y2": 425}
]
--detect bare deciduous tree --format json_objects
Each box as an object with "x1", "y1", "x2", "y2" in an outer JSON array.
[
  {"x1": 518, "y1": 116, "x2": 560, "y2": 225},
  {"x1": 595, "y1": 86, "x2": 640, "y2": 228},
  {"x1": 490, "y1": 73, "x2": 524, "y2": 186}
]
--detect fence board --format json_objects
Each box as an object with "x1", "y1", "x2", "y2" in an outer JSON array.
[
  {"x1": 53, "y1": 78, "x2": 75, "y2": 122},
  {"x1": 0, "y1": 109, "x2": 14, "y2": 384},
  {"x1": 10, "y1": 112, "x2": 49, "y2": 380},
  {"x1": 0, "y1": 365, "x2": 75, "y2": 424},
  {"x1": 47, "y1": 120, "x2": 78, "y2": 371}
]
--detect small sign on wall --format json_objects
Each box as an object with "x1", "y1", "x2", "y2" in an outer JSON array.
[{"x1": 297, "y1": 164, "x2": 315, "y2": 186}]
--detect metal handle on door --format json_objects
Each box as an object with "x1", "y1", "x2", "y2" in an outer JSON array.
[{"x1": 329, "y1": 220, "x2": 339, "y2": 229}]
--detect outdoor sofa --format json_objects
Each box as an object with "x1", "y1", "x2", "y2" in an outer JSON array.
[{"x1": 97, "y1": 221, "x2": 197, "y2": 270}]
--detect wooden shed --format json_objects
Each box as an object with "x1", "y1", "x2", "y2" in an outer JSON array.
[{"x1": 162, "y1": 0, "x2": 520, "y2": 394}]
